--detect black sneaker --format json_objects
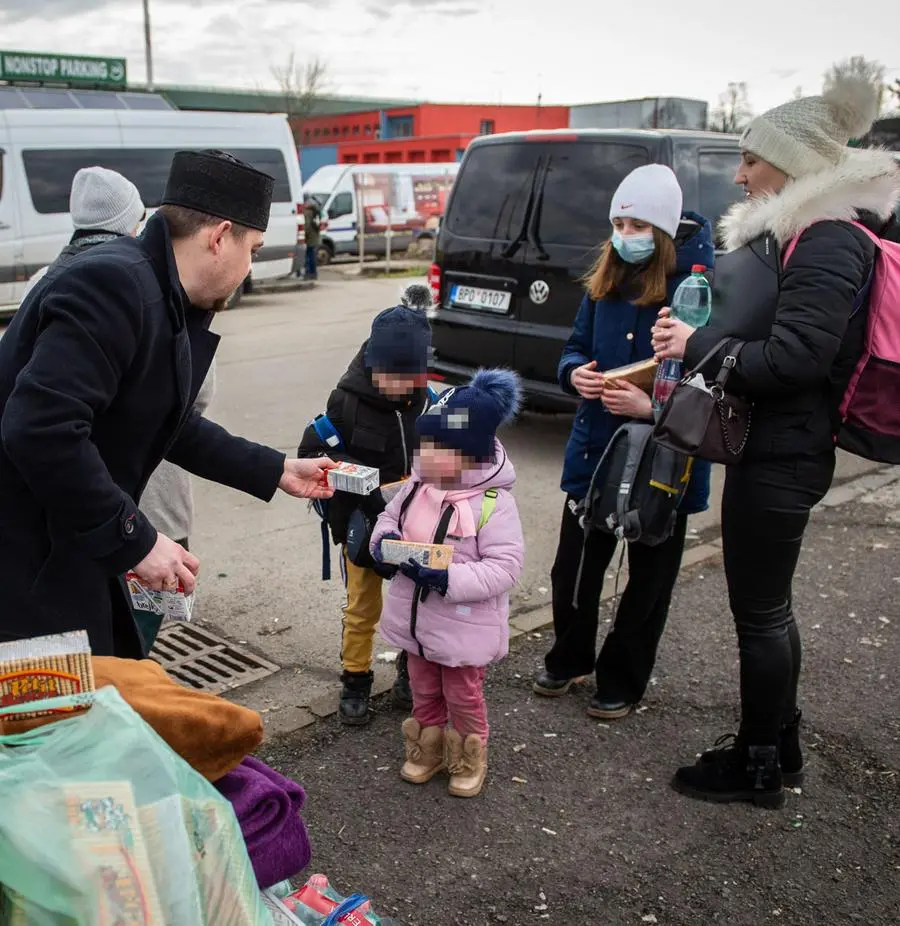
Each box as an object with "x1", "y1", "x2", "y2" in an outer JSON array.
[
  {"x1": 674, "y1": 739, "x2": 785, "y2": 809},
  {"x1": 533, "y1": 670, "x2": 585, "y2": 698},
  {"x1": 587, "y1": 696, "x2": 633, "y2": 720},
  {"x1": 699, "y1": 711, "x2": 804, "y2": 787},
  {"x1": 339, "y1": 671, "x2": 373, "y2": 726},
  {"x1": 392, "y1": 651, "x2": 413, "y2": 711}
]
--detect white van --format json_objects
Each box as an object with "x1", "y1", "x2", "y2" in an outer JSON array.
[
  {"x1": 0, "y1": 109, "x2": 303, "y2": 313},
  {"x1": 302, "y1": 162, "x2": 459, "y2": 263}
]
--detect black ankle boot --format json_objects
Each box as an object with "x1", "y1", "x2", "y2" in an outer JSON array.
[
  {"x1": 699, "y1": 712, "x2": 804, "y2": 786},
  {"x1": 673, "y1": 739, "x2": 785, "y2": 809},
  {"x1": 392, "y1": 651, "x2": 413, "y2": 711},
  {"x1": 780, "y1": 710, "x2": 804, "y2": 787},
  {"x1": 339, "y1": 671, "x2": 373, "y2": 726}
]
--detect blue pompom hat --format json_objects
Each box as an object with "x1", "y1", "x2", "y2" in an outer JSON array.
[
  {"x1": 416, "y1": 368, "x2": 522, "y2": 460},
  {"x1": 364, "y1": 283, "x2": 433, "y2": 374}
]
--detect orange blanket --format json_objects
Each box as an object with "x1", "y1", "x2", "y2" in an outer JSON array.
[{"x1": 0, "y1": 656, "x2": 263, "y2": 782}]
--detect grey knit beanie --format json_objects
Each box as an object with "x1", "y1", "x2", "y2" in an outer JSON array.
[
  {"x1": 69, "y1": 166, "x2": 145, "y2": 235},
  {"x1": 740, "y1": 76, "x2": 880, "y2": 179}
]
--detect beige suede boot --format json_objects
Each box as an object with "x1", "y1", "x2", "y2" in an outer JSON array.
[
  {"x1": 445, "y1": 728, "x2": 488, "y2": 798},
  {"x1": 400, "y1": 718, "x2": 444, "y2": 784}
]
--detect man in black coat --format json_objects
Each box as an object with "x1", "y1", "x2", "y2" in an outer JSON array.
[{"x1": 0, "y1": 150, "x2": 333, "y2": 658}]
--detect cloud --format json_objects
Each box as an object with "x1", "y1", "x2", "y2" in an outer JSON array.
[{"x1": 0, "y1": 0, "x2": 115, "y2": 23}]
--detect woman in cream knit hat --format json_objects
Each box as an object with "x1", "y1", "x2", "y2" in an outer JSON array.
[{"x1": 652, "y1": 77, "x2": 900, "y2": 809}]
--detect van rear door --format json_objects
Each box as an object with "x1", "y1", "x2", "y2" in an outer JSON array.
[
  {"x1": 513, "y1": 138, "x2": 655, "y2": 386},
  {"x1": 0, "y1": 145, "x2": 21, "y2": 308},
  {"x1": 433, "y1": 140, "x2": 544, "y2": 371}
]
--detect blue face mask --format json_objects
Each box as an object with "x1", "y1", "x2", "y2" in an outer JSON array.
[{"x1": 611, "y1": 231, "x2": 656, "y2": 264}]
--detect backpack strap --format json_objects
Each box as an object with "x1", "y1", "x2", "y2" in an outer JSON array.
[
  {"x1": 478, "y1": 489, "x2": 499, "y2": 530},
  {"x1": 614, "y1": 423, "x2": 655, "y2": 543},
  {"x1": 312, "y1": 414, "x2": 343, "y2": 451}
]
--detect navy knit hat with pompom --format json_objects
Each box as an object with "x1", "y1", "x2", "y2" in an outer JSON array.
[
  {"x1": 365, "y1": 283, "x2": 433, "y2": 374},
  {"x1": 416, "y1": 368, "x2": 522, "y2": 460}
]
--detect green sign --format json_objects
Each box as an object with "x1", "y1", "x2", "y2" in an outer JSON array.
[{"x1": 0, "y1": 51, "x2": 127, "y2": 88}]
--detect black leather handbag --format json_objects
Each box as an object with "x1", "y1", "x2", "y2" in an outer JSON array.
[{"x1": 652, "y1": 338, "x2": 752, "y2": 465}]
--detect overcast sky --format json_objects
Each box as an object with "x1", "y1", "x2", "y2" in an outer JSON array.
[{"x1": 1, "y1": 0, "x2": 897, "y2": 114}]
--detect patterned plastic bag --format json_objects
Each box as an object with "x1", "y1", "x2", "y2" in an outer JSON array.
[{"x1": 0, "y1": 687, "x2": 272, "y2": 925}]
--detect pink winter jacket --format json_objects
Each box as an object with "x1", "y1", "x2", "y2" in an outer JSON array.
[{"x1": 371, "y1": 440, "x2": 525, "y2": 668}]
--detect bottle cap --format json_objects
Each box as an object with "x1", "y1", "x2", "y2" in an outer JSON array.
[{"x1": 691, "y1": 264, "x2": 706, "y2": 273}]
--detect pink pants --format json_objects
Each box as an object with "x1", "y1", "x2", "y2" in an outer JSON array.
[{"x1": 406, "y1": 652, "x2": 489, "y2": 744}]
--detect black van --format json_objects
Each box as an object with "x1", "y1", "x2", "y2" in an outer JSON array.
[{"x1": 428, "y1": 129, "x2": 742, "y2": 409}]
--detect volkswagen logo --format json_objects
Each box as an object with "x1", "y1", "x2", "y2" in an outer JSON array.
[{"x1": 529, "y1": 280, "x2": 550, "y2": 304}]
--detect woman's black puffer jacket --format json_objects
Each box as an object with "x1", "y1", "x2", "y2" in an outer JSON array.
[{"x1": 684, "y1": 149, "x2": 900, "y2": 461}]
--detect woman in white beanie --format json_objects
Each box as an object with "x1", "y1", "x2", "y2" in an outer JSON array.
[
  {"x1": 21, "y1": 166, "x2": 146, "y2": 299},
  {"x1": 534, "y1": 164, "x2": 715, "y2": 721},
  {"x1": 653, "y1": 77, "x2": 900, "y2": 808}
]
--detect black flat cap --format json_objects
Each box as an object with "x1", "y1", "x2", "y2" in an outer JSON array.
[{"x1": 162, "y1": 150, "x2": 274, "y2": 231}]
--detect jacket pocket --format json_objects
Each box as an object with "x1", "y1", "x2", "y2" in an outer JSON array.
[{"x1": 352, "y1": 426, "x2": 387, "y2": 454}]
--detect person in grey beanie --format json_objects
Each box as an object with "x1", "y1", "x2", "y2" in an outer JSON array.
[
  {"x1": 22, "y1": 166, "x2": 146, "y2": 299},
  {"x1": 652, "y1": 76, "x2": 900, "y2": 809}
]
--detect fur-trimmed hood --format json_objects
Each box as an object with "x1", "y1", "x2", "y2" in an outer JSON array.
[{"x1": 720, "y1": 148, "x2": 900, "y2": 251}]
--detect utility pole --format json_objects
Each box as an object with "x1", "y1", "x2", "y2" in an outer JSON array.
[{"x1": 142, "y1": 0, "x2": 154, "y2": 90}]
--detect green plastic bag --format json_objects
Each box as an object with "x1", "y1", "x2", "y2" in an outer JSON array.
[{"x1": 0, "y1": 687, "x2": 273, "y2": 925}]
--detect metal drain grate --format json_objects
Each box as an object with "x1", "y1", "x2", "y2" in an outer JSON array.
[{"x1": 151, "y1": 623, "x2": 280, "y2": 694}]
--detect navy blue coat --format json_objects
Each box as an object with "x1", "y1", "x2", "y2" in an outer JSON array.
[
  {"x1": 0, "y1": 214, "x2": 285, "y2": 657},
  {"x1": 558, "y1": 212, "x2": 715, "y2": 513}
]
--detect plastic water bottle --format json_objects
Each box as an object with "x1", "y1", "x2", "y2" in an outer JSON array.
[{"x1": 652, "y1": 265, "x2": 712, "y2": 412}]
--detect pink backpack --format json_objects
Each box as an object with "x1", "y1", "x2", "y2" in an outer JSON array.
[{"x1": 784, "y1": 220, "x2": 900, "y2": 464}]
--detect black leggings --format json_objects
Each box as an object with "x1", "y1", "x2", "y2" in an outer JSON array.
[
  {"x1": 545, "y1": 496, "x2": 689, "y2": 704},
  {"x1": 721, "y1": 453, "x2": 835, "y2": 745}
]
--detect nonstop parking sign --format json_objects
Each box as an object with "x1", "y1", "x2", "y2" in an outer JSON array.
[{"x1": 0, "y1": 50, "x2": 127, "y2": 88}]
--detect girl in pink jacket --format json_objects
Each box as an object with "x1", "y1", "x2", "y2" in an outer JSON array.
[{"x1": 371, "y1": 369, "x2": 525, "y2": 798}]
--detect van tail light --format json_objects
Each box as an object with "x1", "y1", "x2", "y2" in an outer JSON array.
[
  {"x1": 297, "y1": 204, "x2": 304, "y2": 244},
  {"x1": 428, "y1": 262, "x2": 441, "y2": 306}
]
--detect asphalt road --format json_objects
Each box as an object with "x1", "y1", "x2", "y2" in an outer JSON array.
[{"x1": 190, "y1": 278, "x2": 884, "y2": 715}]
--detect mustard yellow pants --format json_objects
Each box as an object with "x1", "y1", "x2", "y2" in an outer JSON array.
[{"x1": 341, "y1": 548, "x2": 384, "y2": 673}]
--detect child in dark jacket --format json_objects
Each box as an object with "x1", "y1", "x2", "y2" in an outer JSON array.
[
  {"x1": 533, "y1": 164, "x2": 714, "y2": 719},
  {"x1": 298, "y1": 284, "x2": 433, "y2": 725}
]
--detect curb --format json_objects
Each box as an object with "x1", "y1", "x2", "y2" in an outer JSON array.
[
  {"x1": 246, "y1": 279, "x2": 316, "y2": 296},
  {"x1": 254, "y1": 465, "x2": 900, "y2": 741}
]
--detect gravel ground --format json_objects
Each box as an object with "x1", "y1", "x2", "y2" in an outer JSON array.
[{"x1": 262, "y1": 502, "x2": 900, "y2": 926}]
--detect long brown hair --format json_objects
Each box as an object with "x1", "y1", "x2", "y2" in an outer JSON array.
[{"x1": 584, "y1": 226, "x2": 677, "y2": 306}]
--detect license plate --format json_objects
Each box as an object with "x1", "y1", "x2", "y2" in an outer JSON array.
[{"x1": 450, "y1": 284, "x2": 511, "y2": 313}]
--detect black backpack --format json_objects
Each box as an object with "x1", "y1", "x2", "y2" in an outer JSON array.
[{"x1": 571, "y1": 421, "x2": 694, "y2": 604}]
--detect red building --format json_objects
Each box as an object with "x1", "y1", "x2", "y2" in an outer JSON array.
[{"x1": 296, "y1": 102, "x2": 569, "y2": 174}]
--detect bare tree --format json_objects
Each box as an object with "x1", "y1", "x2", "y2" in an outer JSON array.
[
  {"x1": 709, "y1": 82, "x2": 753, "y2": 134},
  {"x1": 823, "y1": 56, "x2": 887, "y2": 112},
  {"x1": 271, "y1": 52, "x2": 329, "y2": 142},
  {"x1": 889, "y1": 78, "x2": 900, "y2": 111}
]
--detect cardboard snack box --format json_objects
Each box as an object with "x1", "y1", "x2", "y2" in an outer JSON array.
[
  {"x1": 379, "y1": 478, "x2": 410, "y2": 505},
  {"x1": 603, "y1": 358, "x2": 659, "y2": 394},
  {"x1": 381, "y1": 540, "x2": 454, "y2": 570},
  {"x1": 327, "y1": 462, "x2": 380, "y2": 496}
]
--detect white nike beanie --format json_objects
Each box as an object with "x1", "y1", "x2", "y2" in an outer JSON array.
[
  {"x1": 69, "y1": 166, "x2": 145, "y2": 236},
  {"x1": 609, "y1": 164, "x2": 683, "y2": 239}
]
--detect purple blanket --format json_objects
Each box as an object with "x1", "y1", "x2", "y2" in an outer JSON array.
[{"x1": 214, "y1": 755, "x2": 312, "y2": 888}]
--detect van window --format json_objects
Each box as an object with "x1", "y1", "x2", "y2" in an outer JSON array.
[
  {"x1": 328, "y1": 192, "x2": 353, "y2": 219},
  {"x1": 21, "y1": 147, "x2": 293, "y2": 214},
  {"x1": 698, "y1": 150, "x2": 742, "y2": 232},
  {"x1": 445, "y1": 143, "x2": 538, "y2": 241},
  {"x1": 536, "y1": 143, "x2": 650, "y2": 247}
]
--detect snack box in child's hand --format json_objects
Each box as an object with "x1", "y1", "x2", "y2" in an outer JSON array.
[
  {"x1": 379, "y1": 478, "x2": 409, "y2": 505},
  {"x1": 603, "y1": 358, "x2": 659, "y2": 394},
  {"x1": 327, "y1": 461, "x2": 380, "y2": 496},
  {"x1": 381, "y1": 539, "x2": 454, "y2": 570}
]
